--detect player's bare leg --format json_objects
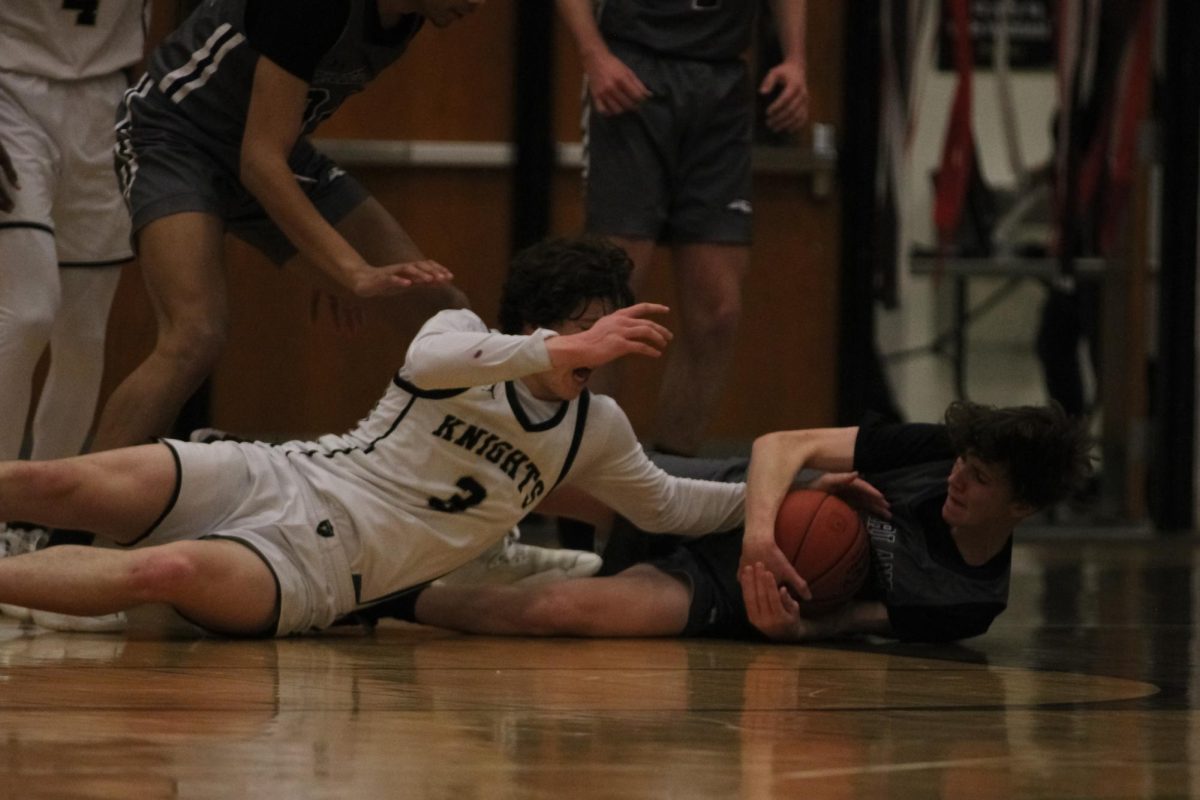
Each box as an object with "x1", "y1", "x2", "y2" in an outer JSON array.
[
  {"x1": 0, "y1": 539, "x2": 278, "y2": 636},
  {"x1": 0, "y1": 445, "x2": 177, "y2": 541},
  {"x1": 651, "y1": 242, "x2": 749, "y2": 455},
  {"x1": 90, "y1": 212, "x2": 228, "y2": 451},
  {"x1": 415, "y1": 564, "x2": 690, "y2": 637}
]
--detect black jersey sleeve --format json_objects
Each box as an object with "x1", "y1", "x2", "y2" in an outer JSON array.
[
  {"x1": 886, "y1": 601, "x2": 1004, "y2": 642},
  {"x1": 853, "y1": 414, "x2": 955, "y2": 473},
  {"x1": 243, "y1": 0, "x2": 351, "y2": 82}
]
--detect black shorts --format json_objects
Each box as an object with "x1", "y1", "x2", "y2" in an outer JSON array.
[
  {"x1": 116, "y1": 95, "x2": 368, "y2": 265},
  {"x1": 583, "y1": 41, "x2": 753, "y2": 245},
  {"x1": 650, "y1": 529, "x2": 763, "y2": 640}
]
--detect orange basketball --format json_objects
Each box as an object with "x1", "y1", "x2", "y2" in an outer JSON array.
[{"x1": 773, "y1": 489, "x2": 870, "y2": 616}]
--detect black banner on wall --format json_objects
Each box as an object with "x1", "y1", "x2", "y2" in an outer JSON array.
[{"x1": 937, "y1": 0, "x2": 1055, "y2": 70}]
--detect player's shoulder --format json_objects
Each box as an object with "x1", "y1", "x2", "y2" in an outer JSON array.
[{"x1": 419, "y1": 307, "x2": 488, "y2": 333}]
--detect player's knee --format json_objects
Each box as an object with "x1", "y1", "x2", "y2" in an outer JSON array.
[
  {"x1": 0, "y1": 293, "x2": 57, "y2": 348},
  {"x1": 687, "y1": 298, "x2": 742, "y2": 346},
  {"x1": 125, "y1": 547, "x2": 202, "y2": 604},
  {"x1": 158, "y1": 316, "x2": 229, "y2": 372}
]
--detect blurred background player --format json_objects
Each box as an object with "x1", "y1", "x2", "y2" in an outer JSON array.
[
  {"x1": 0, "y1": 1, "x2": 153, "y2": 629},
  {"x1": 556, "y1": 0, "x2": 810, "y2": 458}
]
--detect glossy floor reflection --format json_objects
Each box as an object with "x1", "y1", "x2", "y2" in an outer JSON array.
[{"x1": 0, "y1": 536, "x2": 1195, "y2": 799}]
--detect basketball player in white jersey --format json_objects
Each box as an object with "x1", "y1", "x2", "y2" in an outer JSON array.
[
  {"x1": 0, "y1": 237, "x2": 745, "y2": 637},
  {"x1": 0, "y1": 1, "x2": 153, "y2": 629}
]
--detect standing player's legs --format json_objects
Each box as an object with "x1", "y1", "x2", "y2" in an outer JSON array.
[
  {"x1": 586, "y1": 235, "x2": 657, "y2": 399},
  {"x1": 30, "y1": 265, "x2": 126, "y2": 459},
  {"x1": 89, "y1": 212, "x2": 228, "y2": 452},
  {"x1": 0, "y1": 227, "x2": 59, "y2": 461},
  {"x1": 650, "y1": 243, "x2": 749, "y2": 456},
  {"x1": 0, "y1": 70, "x2": 63, "y2": 463},
  {"x1": 414, "y1": 563, "x2": 691, "y2": 637}
]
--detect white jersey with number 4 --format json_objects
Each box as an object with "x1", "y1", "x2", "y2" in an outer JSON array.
[{"x1": 0, "y1": 0, "x2": 147, "y2": 80}]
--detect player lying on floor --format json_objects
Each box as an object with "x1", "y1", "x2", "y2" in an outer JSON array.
[
  {"x1": 0, "y1": 236, "x2": 748, "y2": 637},
  {"x1": 406, "y1": 401, "x2": 1093, "y2": 642}
]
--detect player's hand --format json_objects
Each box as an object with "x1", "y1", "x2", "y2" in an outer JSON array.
[
  {"x1": 347, "y1": 260, "x2": 455, "y2": 298},
  {"x1": 808, "y1": 471, "x2": 890, "y2": 519},
  {"x1": 310, "y1": 289, "x2": 365, "y2": 335},
  {"x1": 741, "y1": 562, "x2": 807, "y2": 641},
  {"x1": 759, "y1": 61, "x2": 810, "y2": 134},
  {"x1": 548, "y1": 302, "x2": 672, "y2": 368},
  {"x1": 584, "y1": 50, "x2": 651, "y2": 116},
  {"x1": 742, "y1": 563, "x2": 850, "y2": 642},
  {"x1": 738, "y1": 527, "x2": 810, "y2": 602},
  {"x1": 0, "y1": 141, "x2": 19, "y2": 214}
]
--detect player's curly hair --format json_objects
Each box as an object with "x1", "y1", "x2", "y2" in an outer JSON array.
[
  {"x1": 498, "y1": 236, "x2": 635, "y2": 334},
  {"x1": 945, "y1": 400, "x2": 1095, "y2": 508}
]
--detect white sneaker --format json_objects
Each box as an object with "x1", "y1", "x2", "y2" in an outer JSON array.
[
  {"x1": 0, "y1": 524, "x2": 49, "y2": 621},
  {"x1": 29, "y1": 609, "x2": 127, "y2": 634},
  {"x1": 437, "y1": 528, "x2": 603, "y2": 586}
]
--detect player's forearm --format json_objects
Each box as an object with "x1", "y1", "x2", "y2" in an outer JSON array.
[
  {"x1": 404, "y1": 326, "x2": 556, "y2": 389},
  {"x1": 744, "y1": 431, "x2": 817, "y2": 548},
  {"x1": 768, "y1": 0, "x2": 808, "y2": 66},
  {"x1": 554, "y1": 0, "x2": 611, "y2": 63},
  {"x1": 240, "y1": 154, "x2": 374, "y2": 286}
]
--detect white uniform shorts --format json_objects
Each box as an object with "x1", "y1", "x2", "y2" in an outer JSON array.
[
  {"x1": 141, "y1": 440, "x2": 359, "y2": 636},
  {"x1": 0, "y1": 69, "x2": 133, "y2": 265}
]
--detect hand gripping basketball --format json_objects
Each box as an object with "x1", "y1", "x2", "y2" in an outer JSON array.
[{"x1": 772, "y1": 489, "x2": 870, "y2": 616}]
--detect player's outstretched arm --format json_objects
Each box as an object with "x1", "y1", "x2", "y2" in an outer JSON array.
[{"x1": 545, "y1": 303, "x2": 672, "y2": 370}]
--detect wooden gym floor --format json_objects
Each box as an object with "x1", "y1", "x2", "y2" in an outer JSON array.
[{"x1": 0, "y1": 531, "x2": 1194, "y2": 799}]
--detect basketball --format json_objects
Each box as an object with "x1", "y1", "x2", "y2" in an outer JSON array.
[{"x1": 773, "y1": 489, "x2": 870, "y2": 616}]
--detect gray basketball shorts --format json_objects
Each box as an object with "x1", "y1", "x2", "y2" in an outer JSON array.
[
  {"x1": 115, "y1": 91, "x2": 369, "y2": 265},
  {"x1": 137, "y1": 440, "x2": 359, "y2": 637},
  {"x1": 583, "y1": 42, "x2": 754, "y2": 245}
]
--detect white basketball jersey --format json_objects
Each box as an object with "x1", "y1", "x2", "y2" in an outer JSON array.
[
  {"x1": 0, "y1": 0, "x2": 147, "y2": 80},
  {"x1": 277, "y1": 309, "x2": 744, "y2": 609}
]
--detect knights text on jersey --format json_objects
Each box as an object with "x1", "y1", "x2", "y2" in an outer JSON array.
[{"x1": 0, "y1": 0, "x2": 147, "y2": 80}]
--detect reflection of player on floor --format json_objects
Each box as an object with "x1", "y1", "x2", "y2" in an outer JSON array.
[
  {"x1": 0, "y1": 238, "x2": 745, "y2": 637},
  {"x1": 411, "y1": 402, "x2": 1093, "y2": 642}
]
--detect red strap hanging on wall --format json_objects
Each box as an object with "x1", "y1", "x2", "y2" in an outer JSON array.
[{"x1": 933, "y1": 0, "x2": 974, "y2": 252}]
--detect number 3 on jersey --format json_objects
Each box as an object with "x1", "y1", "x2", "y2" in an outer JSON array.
[
  {"x1": 428, "y1": 476, "x2": 487, "y2": 514},
  {"x1": 63, "y1": 0, "x2": 100, "y2": 26}
]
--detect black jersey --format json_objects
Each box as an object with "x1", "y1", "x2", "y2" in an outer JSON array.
[
  {"x1": 139, "y1": 0, "x2": 421, "y2": 152},
  {"x1": 854, "y1": 419, "x2": 1010, "y2": 642}
]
